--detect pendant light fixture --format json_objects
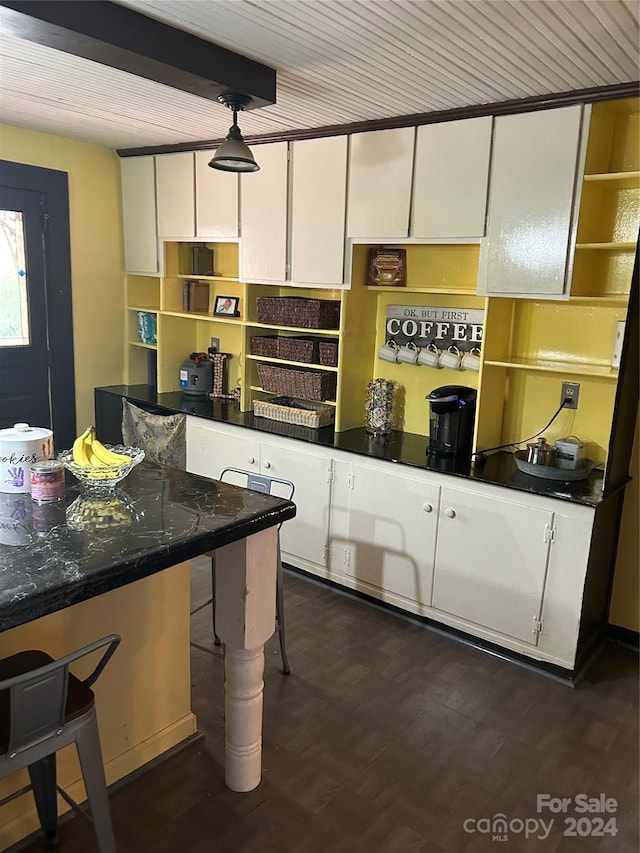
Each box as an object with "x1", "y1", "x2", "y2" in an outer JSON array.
[{"x1": 209, "y1": 93, "x2": 260, "y2": 173}]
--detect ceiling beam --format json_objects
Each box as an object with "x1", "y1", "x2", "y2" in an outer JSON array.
[{"x1": 0, "y1": 0, "x2": 276, "y2": 109}]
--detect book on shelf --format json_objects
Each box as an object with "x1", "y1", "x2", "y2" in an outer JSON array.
[{"x1": 182, "y1": 280, "x2": 210, "y2": 313}]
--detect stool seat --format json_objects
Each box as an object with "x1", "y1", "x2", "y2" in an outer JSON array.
[{"x1": 0, "y1": 635, "x2": 120, "y2": 852}]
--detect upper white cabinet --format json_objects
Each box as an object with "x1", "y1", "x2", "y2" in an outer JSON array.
[
  {"x1": 290, "y1": 136, "x2": 348, "y2": 285},
  {"x1": 347, "y1": 127, "x2": 415, "y2": 239},
  {"x1": 156, "y1": 152, "x2": 195, "y2": 239},
  {"x1": 477, "y1": 105, "x2": 586, "y2": 298},
  {"x1": 195, "y1": 151, "x2": 239, "y2": 239},
  {"x1": 239, "y1": 141, "x2": 288, "y2": 283},
  {"x1": 120, "y1": 155, "x2": 158, "y2": 274},
  {"x1": 411, "y1": 116, "x2": 493, "y2": 239}
]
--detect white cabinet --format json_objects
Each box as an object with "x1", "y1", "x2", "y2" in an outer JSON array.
[
  {"x1": 432, "y1": 485, "x2": 553, "y2": 644},
  {"x1": 411, "y1": 116, "x2": 492, "y2": 239},
  {"x1": 185, "y1": 417, "x2": 333, "y2": 570},
  {"x1": 195, "y1": 151, "x2": 239, "y2": 239},
  {"x1": 239, "y1": 142, "x2": 288, "y2": 282},
  {"x1": 120, "y1": 155, "x2": 158, "y2": 274},
  {"x1": 290, "y1": 136, "x2": 348, "y2": 285},
  {"x1": 347, "y1": 127, "x2": 415, "y2": 239},
  {"x1": 477, "y1": 105, "x2": 586, "y2": 298},
  {"x1": 155, "y1": 152, "x2": 195, "y2": 239},
  {"x1": 330, "y1": 456, "x2": 440, "y2": 609}
]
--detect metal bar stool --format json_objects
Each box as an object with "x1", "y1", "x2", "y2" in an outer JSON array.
[
  {"x1": 0, "y1": 634, "x2": 121, "y2": 851},
  {"x1": 191, "y1": 468, "x2": 294, "y2": 674}
]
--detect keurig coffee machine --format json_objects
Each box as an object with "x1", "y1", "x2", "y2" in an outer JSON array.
[{"x1": 426, "y1": 385, "x2": 477, "y2": 458}]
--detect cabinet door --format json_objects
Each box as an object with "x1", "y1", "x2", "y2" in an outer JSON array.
[
  {"x1": 412, "y1": 116, "x2": 492, "y2": 239},
  {"x1": 120, "y1": 156, "x2": 158, "y2": 274},
  {"x1": 432, "y1": 486, "x2": 552, "y2": 643},
  {"x1": 186, "y1": 418, "x2": 260, "y2": 480},
  {"x1": 347, "y1": 127, "x2": 415, "y2": 239},
  {"x1": 156, "y1": 152, "x2": 195, "y2": 239},
  {"x1": 240, "y1": 142, "x2": 288, "y2": 282},
  {"x1": 477, "y1": 105, "x2": 585, "y2": 298},
  {"x1": 340, "y1": 461, "x2": 440, "y2": 607},
  {"x1": 290, "y1": 136, "x2": 347, "y2": 285},
  {"x1": 195, "y1": 151, "x2": 239, "y2": 238},
  {"x1": 260, "y1": 438, "x2": 333, "y2": 569}
]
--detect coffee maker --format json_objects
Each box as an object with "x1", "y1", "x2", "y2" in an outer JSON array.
[{"x1": 426, "y1": 385, "x2": 477, "y2": 458}]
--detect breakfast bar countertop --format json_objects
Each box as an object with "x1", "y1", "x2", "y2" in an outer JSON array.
[{"x1": 0, "y1": 459, "x2": 296, "y2": 633}]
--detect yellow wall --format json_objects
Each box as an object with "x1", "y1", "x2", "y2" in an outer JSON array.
[
  {"x1": 0, "y1": 124, "x2": 125, "y2": 433},
  {"x1": 609, "y1": 405, "x2": 639, "y2": 631}
]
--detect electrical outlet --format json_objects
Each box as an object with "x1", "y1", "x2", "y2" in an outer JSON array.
[
  {"x1": 561, "y1": 381, "x2": 580, "y2": 409},
  {"x1": 209, "y1": 337, "x2": 220, "y2": 353}
]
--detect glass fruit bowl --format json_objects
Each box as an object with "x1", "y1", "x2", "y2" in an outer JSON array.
[
  {"x1": 58, "y1": 445, "x2": 145, "y2": 491},
  {"x1": 66, "y1": 488, "x2": 144, "y2": 532}
]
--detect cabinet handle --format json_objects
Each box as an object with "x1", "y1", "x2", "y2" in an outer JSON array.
[
  {"x1": 444, "y1": 507, "x2": 456, "y2": 519},
  {"x1": 423, "y1": 503, "x2": 433, "y2": 513},
  {"x1": 263, "y1": 460, "x2": 271, "y2": 469},
  {"x1": 247, "y1": 456, "x2": 255, "y2": 465}
]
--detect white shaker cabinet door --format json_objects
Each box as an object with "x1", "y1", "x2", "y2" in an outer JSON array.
[
  {"x1": 259, "y1": 438, "x2": 333, "y2": 570},
  {"x1": 195, "y1": 151, "x2": 239, "y2": 239},
  {"x1": 186, "y1": 418, "x2": 260, "y2": 481},
  {"x1": 240, "y1": 142, "x2": 288, "y2": 282},
  {"x1": 412, "y1": 116, "x2": 492, "y2": 239},
  {"x1": 347, "y1": 127, "x2": 415, "y2": 239},
  {"x1": 477, "y1": 105, "x2": 585, "y2": 298},
  {"x1": 432, "y1": 486, "x2": 552, "y2": 644},
  {"x1": 120, "y1": 155, "x2": 158, "y2": 274},
  {"x1": 340, "y1": 460, "x2": 440, "y2": 608},
  {"x1": 156, "y1": 152, "x2": 195, "y2": 239},
  {"x1": 290, "y1": 136, "x2": 348, "y2": 285}
]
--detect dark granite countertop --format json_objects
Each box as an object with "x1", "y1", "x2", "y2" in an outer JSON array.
[
  {"x1": 0, "y1": 460, "x2": 296, "y2": 632},
  {"x1": 96, "y1": 385, "x2": 607, "y2": 508}
]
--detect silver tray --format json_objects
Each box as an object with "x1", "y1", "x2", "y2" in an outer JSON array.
[{"x1": 513, "y1": 451, "x2": 597, "y2": 481}]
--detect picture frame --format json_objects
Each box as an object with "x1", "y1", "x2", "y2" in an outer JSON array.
[{"x1": 214, "y1": 295, "x2": 240, "y2": 317}]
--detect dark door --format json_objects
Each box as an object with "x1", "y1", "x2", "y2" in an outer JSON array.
[
  {"x1": 0, "y1": 160, "x2": 75, "y2": 449},
  {"x1": 0, "y1": 186, "x2": 51, "y2": 429}
]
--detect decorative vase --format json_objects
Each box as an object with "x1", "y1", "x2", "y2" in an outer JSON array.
[{"x1": 365, "y1": 378, "x2": 395, "y2": 435}]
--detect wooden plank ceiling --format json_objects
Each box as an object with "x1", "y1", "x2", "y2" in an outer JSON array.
[{"x1": 0, "y1": 0, "x2": 638, "y2": 150}]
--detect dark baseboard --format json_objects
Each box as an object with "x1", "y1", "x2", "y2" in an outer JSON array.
[
  {"x1": 607, "y1": 623, "x2": 640, "y2": 650},
  {"x1": 283, "y1": 563, "x2": 578, "y2": 684}
]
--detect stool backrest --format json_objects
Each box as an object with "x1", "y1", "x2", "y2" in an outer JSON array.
[
  {"x1": 0, "y1": 635, "x2": 120, "y2": 757},
  {"x1": 218, "y1": 468, "x2": 295, "y2": 529}
]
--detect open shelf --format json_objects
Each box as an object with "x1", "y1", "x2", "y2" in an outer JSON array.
[
  {"x1": 249, "y1": 386, "x2": 337, "y2": 406},
  {"x1": 129, "y1": 340, "x2": 157, "y2": 351},
  {"x1": 583, "y1": 170, "x2": 640, "y2": 188},
  {"x1": 246, "y1": 321, "x2": 341, "y2": 336},
  {"x1": 366, "y1": 286, "x2": 478, "y2": 295},
  {"x1": 246, "y1": 354, "x2": 339, "y2": 372},
  {"x1": 575, "y1": 242, "x2": 636, "y2": 250},
  {"x1": 483, "y1": 357, "x2": 619, "y2": 379}
]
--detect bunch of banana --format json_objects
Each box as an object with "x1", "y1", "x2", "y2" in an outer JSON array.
[{"x1": 71, "y1": 426, "x2": 132, "y2": 476}]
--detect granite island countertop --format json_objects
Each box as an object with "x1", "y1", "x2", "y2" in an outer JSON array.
[{"x1": 0, "y1": 460, "x2": 296, "y2": 632}]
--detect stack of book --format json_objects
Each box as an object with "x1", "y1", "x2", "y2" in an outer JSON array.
[{"x1": 183, "y1": 280, "x2": 210, "y2": 314}]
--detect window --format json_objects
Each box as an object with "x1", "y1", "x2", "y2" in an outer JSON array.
[{"x1": 0, "y1": 209, "x2": 29, "y2": 346}]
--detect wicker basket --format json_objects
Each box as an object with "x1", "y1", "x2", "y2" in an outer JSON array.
[
  {"x1": 250, "y1": 335, "x2": 279, "y2": 357},
  {"x1": 257, "y1": 363, "x2": 337, "y2": 401},
  {"x1": 318, "y1": 339, "x2": 339, "y2": 367},
  {"x1": 256, "y1": 297, "x2": 340, "y2": 330},
  {"x1": 253, "y1": 396, "x2": 335, "y2": 429},
  {"x1": 277, "y1": 336, "x2": 318, "y2": 363}
]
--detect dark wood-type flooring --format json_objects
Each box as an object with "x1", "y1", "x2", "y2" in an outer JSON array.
[{"x1": 13, "y1": 556, "x2": 640, "y2": 853}]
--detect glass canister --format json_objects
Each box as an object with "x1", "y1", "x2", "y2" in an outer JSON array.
[{"x1": 365, "y1": 378, "x2": 396, "y2": 435}]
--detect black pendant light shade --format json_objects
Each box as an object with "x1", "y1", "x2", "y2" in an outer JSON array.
[{"x1": 209, "y1": 94, "x2": 260, "y2": 173}]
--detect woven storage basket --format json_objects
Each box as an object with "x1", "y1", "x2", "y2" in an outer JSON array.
[
  {"x1": 250, "y1": 335, "x2": 279, "y2": 358},
  {"x1": 256, "y1": 296, "x2": 341, "y2": 329},
  {"x1": 318, "y1": 339, "x2": 339, "y2": 367},
  {"x1": 253, "y1": 396, "x2": 335, "y2": 429},
  {"x1": 257, "y1": 363, "x2": 337, "y2": 401},
  {"x1": 277, "y1": 336, "x2": 318, "y2": 363}
]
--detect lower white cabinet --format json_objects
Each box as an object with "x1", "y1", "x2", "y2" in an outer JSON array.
[
  {"x1": 432, "y1": 485, "x2": 553, "y2": 644},
  {"x1": 186, "y1": 417, "x2": 333, "y2": 570},
  {"x1": 185, "y1": 415, "x2": 597, "y2": 669},
  {"x1": 330, "y1": 456, "x2": 440, "y2": 609}
]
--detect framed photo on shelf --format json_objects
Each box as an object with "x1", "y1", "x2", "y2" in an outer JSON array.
[{"x1": 214, "y1": 295, "x2": 240, "y2": 317}]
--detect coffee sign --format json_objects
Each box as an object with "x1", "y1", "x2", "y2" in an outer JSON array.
[{"x1": 385, "y1": 305, "x2": 484, "y2": 352}]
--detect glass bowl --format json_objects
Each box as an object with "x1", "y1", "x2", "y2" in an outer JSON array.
[
  {"x1": 58, "y1": 445, "x2": 145, "y2": 491},
  {"x1": 66, "y1": 488, "x2": 144, "y2": 532}
]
